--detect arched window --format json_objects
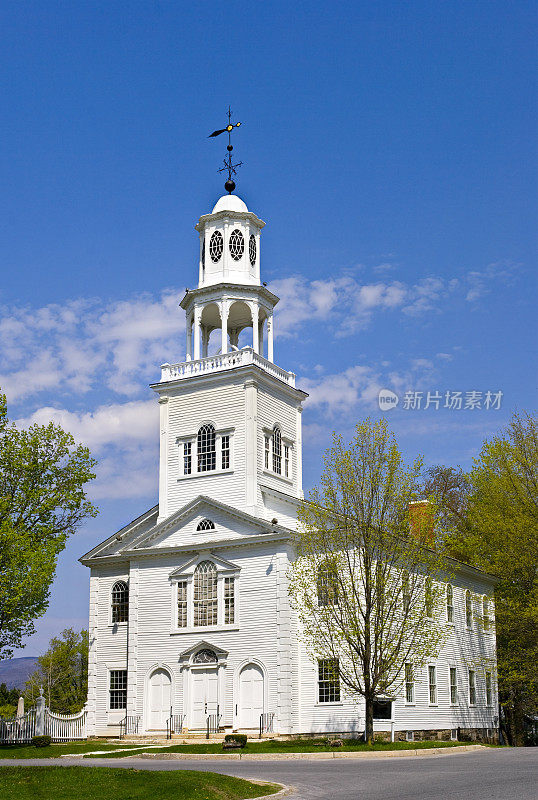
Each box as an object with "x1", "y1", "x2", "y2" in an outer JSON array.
[
  {"x1": 209, "y1": 230, "x2": 223, "y2": 262},
  {"x1": 425, "y1": 577, "x2": 434, "y2": 618},
  {"x1": 194, "y1": 561, "x2": 218, "y2": 626},
  {"x1": 402, "y1": 572, "x2": 411, "y2": 614},
  {"x1": 193, "y1": 648, "x2": 218, "y2": 664},
  {"x1": 249, "y1": 234, "x2": 256, "y2": 266},
  {"x1": 465, "y1": 590, "x2": 472, "y2": 628},
  {"x1": 196, "y1": 518, "x2": 215, "y2": 532},
  {"x1": 446, "y1": 584, "x2": 454, "y2": 623},
  {"x1": 197, "y1": 424, "x2": 216, "y2": 472},
  {"x1": 229, "y1": 229, "x2": 244, "y2": 260},
  {"x1": 272, "y1": 426, "x2": 282, "y2": 474},
  {"x1": 482, "y1": 596, "x2": 491, "y2": 631},
  {"x1": 111, "y1": 581, "x2": 129, "y2": 623},
  {"x1": 317, "y1": 561, "x2": 339, "y2": 607}
]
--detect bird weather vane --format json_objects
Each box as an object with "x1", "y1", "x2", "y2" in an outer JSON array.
[{"x1": 209, "y1": 107, "x2": 242, "y2": 194}]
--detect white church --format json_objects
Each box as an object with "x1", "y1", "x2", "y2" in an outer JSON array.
[{"x1": 81, "y1": 186, "x2": 498, "y2": 741}]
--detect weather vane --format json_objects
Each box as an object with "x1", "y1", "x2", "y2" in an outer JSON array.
[{"x1": 209, "y1": 107, "x2": 242, "y2": 194}]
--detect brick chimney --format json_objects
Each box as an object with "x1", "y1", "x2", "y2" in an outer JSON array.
[{"x1": 409, "y1": 500, "x2": 434, "y2": 546}]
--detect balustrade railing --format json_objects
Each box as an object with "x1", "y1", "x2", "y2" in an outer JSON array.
[
  {"x1": 206, "y1": 708, "x2": 221, "y2": 738},
  {"x1": 259, "y1": 712, "x2": 274, "y2": 737},
  {"x1": 166, "y1": 713, "x2": 185, "y2": 740},
  {"x1": 160, "y1": 348, "x2": 295, "y2": 387},
  {"x1": 119, "y1": 714, "x2": 141, "y2": 739}
]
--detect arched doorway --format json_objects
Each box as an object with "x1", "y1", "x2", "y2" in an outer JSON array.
[
  {"x1": 147, "y1": 668, "x2": 172, "y2": 730},
  {"x1": 239, "y1": 663, "x2": 264, "y2": 729},
  {"x1": 190, "y1": 649, "x2": 219, "y2": 729}
]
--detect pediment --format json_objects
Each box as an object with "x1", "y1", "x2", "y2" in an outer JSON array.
[
  {"x1": 169, "y1": 551, "x2": 240, "y2": 579},
  {"x1": 130, "y1": 495, "x2": 288, "y2": 551},
  {"x1": 179, "y1": 640, "x2": 228, "y2": 661}
]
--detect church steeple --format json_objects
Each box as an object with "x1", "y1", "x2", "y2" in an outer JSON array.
[{"x1": 179, "y1": 194, "x2": 278, "y2": 363}]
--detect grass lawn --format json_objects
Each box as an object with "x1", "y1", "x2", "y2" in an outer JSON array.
[
  {"x1": 90, "y1": 737, "x2": 468, "y2": 758},
  {"x1": 0, "y1": 766, "x2": 280, "y2": 800},
  {"x1": 0, "y1": 741, "x2": 139, "y2": 759}
]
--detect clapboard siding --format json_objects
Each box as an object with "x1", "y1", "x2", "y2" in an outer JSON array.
[
  {"x1": 165, "y1": 378, "x2": 247, "y2": 515},
  {"x1": 296, "y1": 575, "x2": 497, "y2": 734},
  {"x1": 256, "y1": 383, "x2": 301, "y2": 502}
]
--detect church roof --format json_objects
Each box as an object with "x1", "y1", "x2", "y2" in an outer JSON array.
[{"x1": 211, "y1": 194, "x2": 248, "y2": 214}]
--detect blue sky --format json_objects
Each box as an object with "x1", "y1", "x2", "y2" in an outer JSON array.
[{"x1": 1, "y1": 1, "x2": 535, "y2": 655}]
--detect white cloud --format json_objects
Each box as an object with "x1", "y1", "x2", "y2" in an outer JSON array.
[{"x1": 0, "y1": 290, "x2": 185, "y2": 404}]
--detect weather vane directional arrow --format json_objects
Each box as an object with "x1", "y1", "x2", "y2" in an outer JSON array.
[{"x1": 209, "y1": 107, "x2": 243, "y2": 194}]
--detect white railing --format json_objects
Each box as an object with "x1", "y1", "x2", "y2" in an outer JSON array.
[
  {"x1": 0, "y1": 703, "x2": 87, "y2": 743},
  {"x1": 44, "y1": 707, "x2": 87, "y2": 741},
  {"x1": 0, "y1": 709, "x2": 37, "y2": 743},
  {"x1": 160, "y1": 348, "x2": 296, "y2": 387}
]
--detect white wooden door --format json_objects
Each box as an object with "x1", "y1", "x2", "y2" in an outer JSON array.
[
  {"x1": 148, "y1": 668, "x2": 171, "y2": 730},
  {"x1": 191, "y1": 669, "x2": 219, "y2": 729},
  {"x1": 239, "y1": 664, "x2": 264, "y2": 729}
]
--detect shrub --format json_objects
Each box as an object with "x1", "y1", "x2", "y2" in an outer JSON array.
[
  {"x1": 224, "y1": 733, "x2": 247, "y2": 748},
  {"x1": 32, "y1": 735, "x2": 52, "y2": 748}
]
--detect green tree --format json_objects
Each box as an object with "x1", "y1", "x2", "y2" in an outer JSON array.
[
  {"x1": 0, "y1": 392, "x2": 97, "y2": 659},
  {"x1": 25, "y1": 628, "x2": 88, "y2": 713},
  {"x1": 289, "y1": 418, "x2": 450, "y2": 744},
  {"x1": 0, "y1": 682, "x2": 21, "y2": 718},
  {"x1": 426, "y1": 412, "x2": 538, "y2": 745}
]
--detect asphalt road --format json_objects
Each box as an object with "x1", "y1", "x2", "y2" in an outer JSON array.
[{"x1": 0, "y1": 748, "x2": 536, "y2": 800}]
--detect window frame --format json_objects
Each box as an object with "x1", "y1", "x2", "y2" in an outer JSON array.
[
  {"x1": 170, "y1": 559, "x2": 240, "y2": 633},
  {"x1": 317, "y1": 561, "x2": 339, "y2": 608},
  {"x1": 468, "y1": 669, "x2": 477, "y2": 706},
  {"x1": 425, "y1": 576, "x2": 434, "y2": 618},
  {"x1": 446, "y1": 584, "x2": 454, "y2": 624},
  {"x1": 428, "y1": 664, "x2": 438, "y2": 706},
  {"x1": 262, "y1": 426, "x2": 293, "y2": 482},
  {"x1": 317, "y1": 658, "x2": 341, "y2": 704},
  {"x1": 485, "y1": 671, "x2": 493, "y2": 706},
  {"x1": 110, "y1": 580, "x2": 129, "y2": 625},
  {"x1": 177, "y1": 427, "x2": 234, "y2": 480},
  {"x1": 193, "y1": 560, "x2": 218, "y2": 627},
  {"x1": 465, "y1": 590, "x2": 473, "y2": 629},
  {"x1": 449, "y1": 665, "x2": 458, "y2": 705},
  {"x1": 108, "y1": 669, "x2": 127, "y2": 711},
  {"x1": 404, "y1": 663, "x2": 414, "y2": 705}
]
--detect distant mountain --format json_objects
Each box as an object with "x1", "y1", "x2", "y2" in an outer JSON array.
[{"x1": 0, "y1": 657, "x2": 38, "y2": 689}]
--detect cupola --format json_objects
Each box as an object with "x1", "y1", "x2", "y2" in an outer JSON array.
[{"x1": 195, "y1": 195, "x2": 265, "y2": 288}]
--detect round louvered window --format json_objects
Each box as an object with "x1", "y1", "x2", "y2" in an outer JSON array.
[
  {"x1": 249, "y1": 234, "x2": 256, "y2": 266},
  {"x1": 209, "y1": 231, "x2": 223, "y2": 262},
  {"x1": 229, "y1": 229, "x2": 244, "y2": 261}
]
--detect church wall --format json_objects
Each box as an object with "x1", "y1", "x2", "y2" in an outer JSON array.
[
  {"x1": 256, "y1": 382, "x2": 301, "y2": 503},
  {"x1": 110, "y1": 541, "x2": 286, "y2": 734},
  {"x1": 88, "y1": 564, "x2": 130, "y2": 736},
  {"x1": 164, "y1": 377, "x2": 247, "y2": 516},
  {"x1": 295, "y1": 569, "x2": 497, "y2": 736}
]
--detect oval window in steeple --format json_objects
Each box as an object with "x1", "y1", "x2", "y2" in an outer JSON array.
[
  {"x1": 229, "y1": 229, "x2": 244, "y2": 261},
  {"x1": 209, "y1": 230, "x2": 223, "y2": 262},
  {"x1": 249, "y1": 234, "x2": 256, "y2": 266}
]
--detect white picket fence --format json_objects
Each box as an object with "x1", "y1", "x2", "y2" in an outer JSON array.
[
  {"x1": 0, "y1": 701, "x2": 87, "y2": 743},
  {"x1": 44, "y1": 708, "x2": 87, "y2": 741}
]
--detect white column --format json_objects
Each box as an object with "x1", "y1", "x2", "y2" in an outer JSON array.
[
  {"x1": 186, "y1": 314, "x2": 192, "y2": 361},
  {"x1": 193, "y1": 306, "x2": 201, "y2": 361},
  {"x1": 220, "y1": 300, "x2": 229, "y2": 354},
  {"x1": 202, "y1": 326, "x2": 209, "y2": 358},
  {"x1": 251, "y1": 303, "x2": 259, "y2": 354},
  {"x1": 267, "y1": 313, "x2": 274, "y2": 362},
  {"x1": 258, "y1": 318, "x2": 264, "y2": 358}
]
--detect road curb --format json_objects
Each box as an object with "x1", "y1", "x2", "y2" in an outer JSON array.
[{"x1": 134, "y1": 744, "x2": 487, "y2": 761}]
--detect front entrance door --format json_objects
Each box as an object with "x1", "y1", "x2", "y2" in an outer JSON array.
[
  {"x1": 191, "y1": 668, "x2": 219, "y2": 729},
  {"x1": 148, "y1": 668, "x2": 171, "y2": 730},
  {"x1": 239, "y1": 664, "x2": 264, "y2": 729}
]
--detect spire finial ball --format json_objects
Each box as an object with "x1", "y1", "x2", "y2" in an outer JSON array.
[{"x1": 225, "y1": 179, "x2": 236, "y2": 194}]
